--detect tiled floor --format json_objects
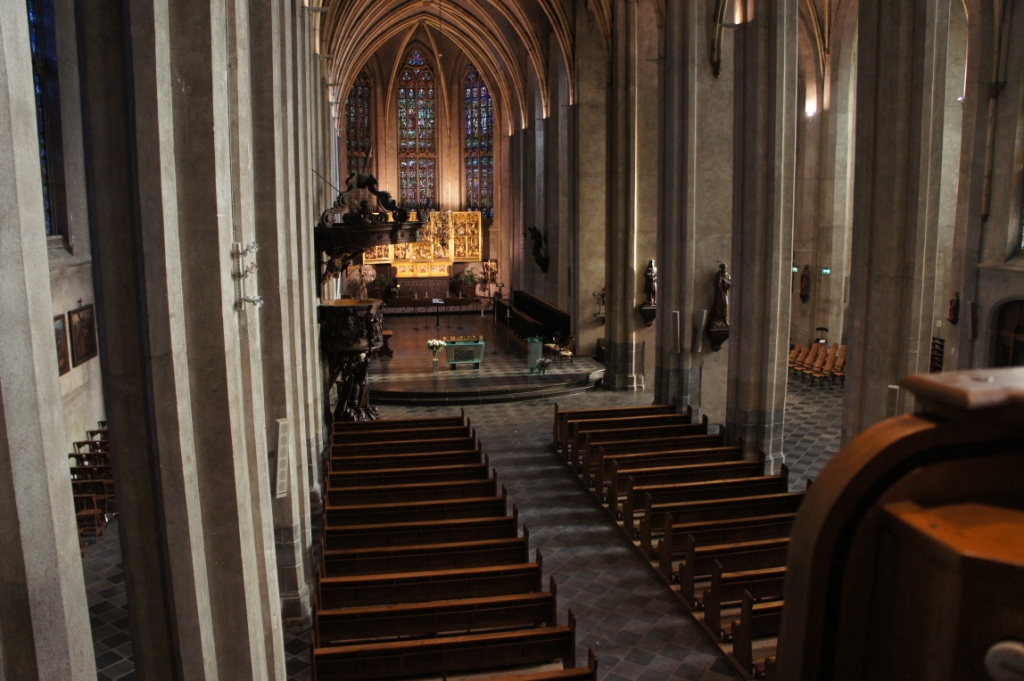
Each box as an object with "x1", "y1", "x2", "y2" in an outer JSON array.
[{"x1": 81, "y1": 327, "x2": 844, "y2": 681}]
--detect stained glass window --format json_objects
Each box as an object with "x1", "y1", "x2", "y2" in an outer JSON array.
[
  {"x1": 345, "y1": 71, "x2": 372, "y2": 179},
  {"x1": 397, "y1": 49, "x2": 437, "y2": 211},
  {"x1": 27, "y1": 0, "x2": 62, "y2": 236},
  {"x1": 463, "y1": 65, "x2": 494, "y2": 218}
]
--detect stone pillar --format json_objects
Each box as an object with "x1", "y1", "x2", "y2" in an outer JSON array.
[
  {"x1": 725, "y1": 0, "x2": 799, "y2": 465},
  {"x1": 78, "y1": 0, "x2": 287, "y2": 677},
  {"x1": 605, "y1": 0, "x2": 642, "y2": 389},
  {"x1": 250, "y1": 0, "x2": 313, "y2": 633},
  {"x1": 843, "y1": 0, "x2": 956, "y2": 439},
  {"x1": 654, "y1": 0, "x2": 735, "y2": 421},
  {"x1": 574, "y1": 8, "x2": 609, "y2": 361},
  {"x1": 0, "y1": 5, "x2": 94, "y2": 677}
]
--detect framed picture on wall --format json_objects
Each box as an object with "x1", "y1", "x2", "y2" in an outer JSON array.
[
  {"x1": 69, "y1": 304, "x2": 98, "y2": 367},
  {"x1": 54, "y1": 314, "x2": 70, "y2": 376}
]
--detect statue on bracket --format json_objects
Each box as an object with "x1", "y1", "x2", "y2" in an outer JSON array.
[
  {"x1": 799, "y1": 265, "x2": 811, "y2": 303},
  {"x1": 706, "y1": 262, "x2": 731, "y2": 351},
  {"x1": 527, "y1": 226, "x2": 550, "y2": 273},
  {"x1": 638, "y1": 259, "x2": 658, "y2": 326}
]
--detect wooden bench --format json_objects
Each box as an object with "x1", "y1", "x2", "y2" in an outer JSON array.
[
  {"x1": 329, "y1": 447, "x2": 482, "y2": 472},
  {"x1": 318, "y1": 557, "x2": 544, "y2": 609},
  {"x1": 332, "y1": 414, "x2": 466, "y2": 432},
  {"x1": 323, "y1": 488, "x2": 508, "y2": 526},
  {"x1": 572, "y1": 420, "x2": 710, "y2": 472},
  {"x1": 327, "y1": 460, "x2": 491, "y2": 488},
  {"x1": 606, "y1": 457, "x2": 765, "y2": 518},
  {"x1": 468, "y1": 647, "x2": 598, "y2": 681},
  {"x1": 641, "y1": 492, "x2": 805, "y2": 558},
  {"x1": 677, "y1": 535, "x2": 790, "y2": 608},
  {"x1": 553, "y1": 403, "x2": 678, "y2": 455},
  {"x1": 323, "y1": 511, "x2": 521, "y2": 551},
  {"x1": 702, "y1": 561, "x2": 787, "y2": 640},
  {"x1": 625, "y1": 468, "x2": 790, "y2": 538},
  {"x1": 314, "y1": 579, "x2": 559, "y2": 646},
  {"x1": 567, "y1": 414, "x2": 701, "y2": 468},
  {"x1": 321, "y1": 533, "x2": 531, "y2": 577},
  {"x1": 313, "y1": 611, "x2": 577, "y2": 681},
  {"x1": 584, "y1": 433, "x2": 729, "y2": 489},
  {"x1": 332, "y1": 424, "x2": 473, "y2": 446},
  {"x1": 730, "y1": 592, "x2": 784, "y2": 678},
  {"x1": 658, "y1": 511, "x2": 798, "y2": 577},
  {"x1": 326, "y1": 475, "x2": 499, "y2": 506},
  {"x1": 332, "y1": 436, "x2": 478, "y2": 457}
]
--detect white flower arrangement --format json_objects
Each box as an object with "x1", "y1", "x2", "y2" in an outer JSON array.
[
  {"x1": 427, "y1": 339, "x2": 446, "y2": 357},
  {"x1": 535, "y1": 357, "x2": 553, "y2": 372}
]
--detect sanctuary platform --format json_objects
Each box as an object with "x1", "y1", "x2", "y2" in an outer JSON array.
[{"x1": 368, "y1": 311, "x2": 604, "y2": 405}]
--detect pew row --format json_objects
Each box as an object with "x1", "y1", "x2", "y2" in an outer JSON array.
[
  {"x1": 702, "y1": 561, "x2": 786, "y2": 640},
  {"x1": 677, "y1": 534, "x2": 789, "y2": 609},
  {"x1": 730, "y1": 593, "x2": 783, "y2": 678},
  {"x1": 314, "y1": 577, "x2": 559, "y2": 646},
  {"x1": 571, "y1": 419, "x2": 710, "y2": 473},
  {"x1": 318, "y1": 555, "x2": 544, "y2": 609},
  {"x1": 313, "y1": 611, "x2": 577, "y2": 680},
  {"x1": 625, "y1": 468, "x2": 790, "y2": 539},
  {"x1": 584, "y1": 433, "x2": 730, "y2": 489},
  {"x1": 321, "y1": 531, "x2": 531, "y2": 577},
  {"x1": 552, "y1": 403, "x2": 679, "y2": 455},
  {"x1": 323, "y1": 486, "x2": 508, "y2": 526},
  {"x1": 657, "y1": 512, "x2": 797, "y2": 578},
  {"x1": 606, "y1": 456, "x2": 764, "y2": 517},
  {"x1": 323, "y1": 508, "x2": 520, "y2": 551},
  {"x1": 642, "y1": 492, "x2": 805, "y2": 559}
]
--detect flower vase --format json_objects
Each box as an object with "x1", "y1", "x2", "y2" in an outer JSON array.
[{"x1": 432, "y1": 355, "x2": 440, "y2": 373}]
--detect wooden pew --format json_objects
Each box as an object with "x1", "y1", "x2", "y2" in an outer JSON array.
[
  {"x1": 325, "y1": 475, "x2": 499, "y2": 506},
  {"x1": 567, "y1": 413, "x2": 700, "y2": 467},
  {"x1": 702, "y1": 561, "x2": 787, "y2": 640},
  {"x1": 323, "y1": 487, "x2": 507, "y2": 526},
  {"x1": 584, "y1": 433, "x2": 728, "y2": 489},
  {"x1": 314, "y1": 577, "x2": 559, "y2": 646},
  {"x1": 329, "y1": 447, "x2": 482, "y2": 472},
  {"x1": 332, "y1": 424, "x2": 473, "y2": 447},
  {"x1": 624, "y1": 468, "x2": 790, "y2": 538},
  {"x1": 313, "y1": 611, "x2": 577, "y2": 681},
  {"x1": 323, "y1": 509, "x2": 520, "y2": 551},
  {"x1": 606, "y1": 457, "x2": 765, "y2": 518},
  {"x1": 572, "y1": 420, "x2": 710, "y2": 472},
  {"x1": 321, "y1": 532, "x2": 531, "y2": 577},
  {"x1": 318, "y1": 556, "x2": 544, "y2": 609},
  {"x1": 658, "y1": 512, "x2": 798, "y2": 576},
  {"x1": 472, "y1": 648, "x2": 598, "y2": 681},
  {"x1": 327, "y1": 459, "x2": 490, "y2": 488},
  {"x1": 553, "y1": 403, "x2": 678, "y2": 455},
  {"x1": 331, "y1": 437, "x2": 478, "y2": 458},
  {"x1": 677, "y1": 534, "x2": 790, "y2": 608},
  {"x1": 641, "y1": 492, "x2": 805, "y2": 558},
  {"x1": 730, "y1": 592, "x2": 784, "y2": 678},
  {"x1": 332, "y1": 413, "x2": 466, "y2": 432}
]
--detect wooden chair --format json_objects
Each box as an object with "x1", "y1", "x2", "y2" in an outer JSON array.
[
  {"x1": 830, "y1": 345, "x2": 847, "y2": 386},
  {"x1": 557, "y1": 336, "x2": 575, "y2": 367}
]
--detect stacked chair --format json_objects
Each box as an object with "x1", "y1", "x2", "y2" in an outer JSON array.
[
  {"x1": 313, "y1": 411, "x2": 598, "y2": 681},
  {"x1": 788, "y1": 342, "x2": 847, "y2": 386},
  {"x1": 69, "y1": 421, "x2": 114, "y2": 554},
  {"x1": 554, "y1": 403, "x2": 807, "y2": 680}
]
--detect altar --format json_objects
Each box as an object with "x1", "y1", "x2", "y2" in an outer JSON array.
[{"x1": 443, "y1": 335, "x2": 486, "y2": 370}]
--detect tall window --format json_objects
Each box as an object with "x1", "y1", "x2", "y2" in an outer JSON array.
[
  {"x1": 27, "y1": 0, "x2": 65, "y2": 237},
  {"x1": 397, "y1": 49, "x2": 436, "y2": 211},
  {"x1": 345, "y1": 71, "x2": 371, "y2": 178},
  {"x1": 463, "y1": 65, "x2": 494, "y2": 219}
]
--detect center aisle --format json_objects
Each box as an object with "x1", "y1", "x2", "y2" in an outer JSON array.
[{"x1": 377, "y1": 392, "x2": 742, "y2": 681}]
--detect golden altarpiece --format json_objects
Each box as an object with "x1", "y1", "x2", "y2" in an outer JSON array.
[{"x1": 362, "y1": 211, "x2": 482, "y2": 276}]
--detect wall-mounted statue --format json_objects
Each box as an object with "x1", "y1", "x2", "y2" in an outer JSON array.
[
  {"x1": 799, "y1": 265, "x2": 811, "y2": 303},
  {"x1": 527, "y1": 226, "x2": 550, "y2": 273},
  {"x1": 644, "y1": 259, "x2": 658, "y2": 306},
  {"x1": 706, "y1": 263, "x2": 731, "y2": 351}
]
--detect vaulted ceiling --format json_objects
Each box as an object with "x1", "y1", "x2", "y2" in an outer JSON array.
[{"x1": 314, "y1": 0, "x2": 577, "y2": 134}]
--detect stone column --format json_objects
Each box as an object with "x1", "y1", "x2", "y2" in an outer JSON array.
[
  {"x1": 843, "y1": 0, "x2": 956, "y2": 439},
  {"x1": 0, "y1": 5, "x2": 94, "y2": 677},
  {"x1": 250, "y1": 0, "x2": 313, "y2": 633},
  {"x1": 725, "y1": 0, "x2": 799, "y2": 464},
  {"x1": 78, "y1": 0, "x2": 287, "y2": 677},
  {"x1": 605, "y1": 0, "x2": 642, "y2": 389},
  {"x1": 654, "y1": 0, "x2": 735, "y2": 420}
]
